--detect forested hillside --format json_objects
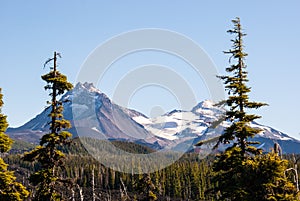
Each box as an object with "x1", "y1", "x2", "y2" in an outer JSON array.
[
  {"x1": 5, "y1": 138, "x2": 213, "y2": 200},
  {"x1": 4, "y1": 138, "x2": 300, "y2": 201}
]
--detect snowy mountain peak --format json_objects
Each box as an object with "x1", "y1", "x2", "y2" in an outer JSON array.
[
  {"x1": 61, "y1": 82, "x2": 104, "y2": 103},
  {"x1": 74, "y1": 82, "x2": 101, "y2": 94},
  {"x1": 132, "y1": 99, "x2": 300, "y2": 153},
  {"x1": 191, "y1": 100, "x2": 224, "y2": 118},
  {"x1": 191, "y1": 100, "x2": 215, "y2": 111}
]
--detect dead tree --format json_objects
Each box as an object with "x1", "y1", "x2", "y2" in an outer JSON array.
[
  {"x1": 274, "y1": 142, "x2": 282, "y2": 159},
  {"x1": 285, "y1": 154, "x2": 299, "y2": 192}
]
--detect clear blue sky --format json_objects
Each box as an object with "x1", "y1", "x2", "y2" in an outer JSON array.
[{"x1": 1, "y1": 1, "x2": 300, "y2": 140}]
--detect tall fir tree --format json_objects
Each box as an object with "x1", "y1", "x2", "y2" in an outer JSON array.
[
  {"x1": 0, "y1": 88, "x2": 29, "y2": 200},
  {"x1": 23, "y1": 52, "x2": 73, "y2": 201},
  {"x1": 212, "y1": 17, "x2": 299, "y2": 201},
  {"x1": 214, "y1": 17, "x2": 267, "y2": 156}
]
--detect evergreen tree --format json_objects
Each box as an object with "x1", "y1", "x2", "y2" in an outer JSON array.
[
  {"x1": 214, "y1": 17, "x2": 267, "y2": 156},
  {"x1": 212, "y1": 17, "x2": 299, "y2": 201},
  {"x1": 0, "y1": 88, "x2": 29, "y2": 200},
  {"x1": 242, "y1": 152, "x2": 298, "y2": 200},
  {"x1": 212, "y1": 17, "x2": 267, "y2": 199},
  {"x1": 137, "y1": 174, "x2": 158, "y2": 201},
  {"x1": 23, "y1": 52, "x2": 73, "y2": 201}
]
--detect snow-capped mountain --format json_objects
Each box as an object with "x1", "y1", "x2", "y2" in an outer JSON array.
[
  {"x1": 133, "y1": 100, "x2": 226, "y2": 141},
  {"x1": 7, "y1": 82, "x2": 167, "y2": 148},
  {"x1": 133, "y1": 100, "x2": 300, "y2": 153},
  {"x1": 7, "y1": 82, "x2": 300, "y2": 153}
]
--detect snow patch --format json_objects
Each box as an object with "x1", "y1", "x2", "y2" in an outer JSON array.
[
  {"x1": 91, "y1": 127, "x2": 101, "y2": 133},
  {"x1": 133, "y1": 116, "x2": 152, "y2": 125}
]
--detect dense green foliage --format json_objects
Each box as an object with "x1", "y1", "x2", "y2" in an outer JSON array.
[
  {"x1": 0, "y1": 90, "x2": 13, "y2": 153},
  {"x1": 23, "y1": 52, "x2": 73, "y2": 201},
  {"x1": 212, "y1": 18, "x2": 299, "y2": 200},
  {"x1": 4, "y1": 139, "x2": 300, "y2": 201},
  {"x1": 212, "y1": 148, "x2": 299, "y2": 200},
  {"x1": 0, "y1": 89, "x2": 29, "y2": 200},
  {"x1": 7, "y1": 140, "x2": 216, "y2": 201}
]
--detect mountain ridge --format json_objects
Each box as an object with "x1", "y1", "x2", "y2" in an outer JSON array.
[{"x1": 7, "y1": 82, "x2": 300, "y2": 153}]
